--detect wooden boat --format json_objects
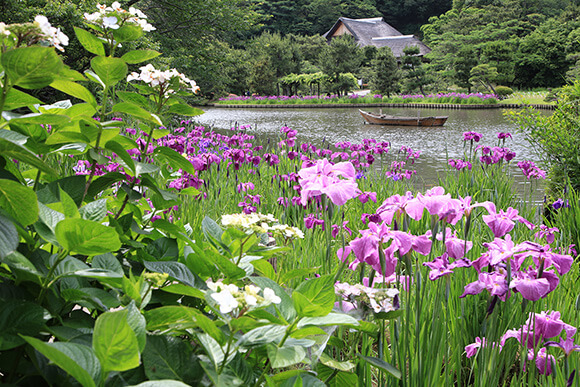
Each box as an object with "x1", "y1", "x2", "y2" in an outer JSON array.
[{"x1": 359, "y1": 109, "x2": 448, "y2": 127}]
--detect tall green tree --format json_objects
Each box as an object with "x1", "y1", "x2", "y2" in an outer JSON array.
[
  {"x1": 249, "y1": 57, "x2": 278, "y2": 95},
  {"x1": 255, "y1": 0, "x2": 313, "y2": 35},
  {"x1": 454, "y1": 46, "x2": 478, "y2": 91},
  {"x1": 370, "y1": 47, "x2": 401, "y2": 96},
  {"x1": 480, "y1": 40, "x2": 516, "y2": 85},
  {"x1": 513, "y1": 18, "x2": 577, "y2": 88},
  {"x1": 247, "y1": 32, "x2": 302, "y2": 94},
  {"x1": 318, "y1": 35, "x2": 362, "y2": 95},
  {"x1": 401, "y1": 46, "x2": 432, "y2": 95},
  {"x1": 469, "y1": 64, "x2": 498, "y2": 93}
]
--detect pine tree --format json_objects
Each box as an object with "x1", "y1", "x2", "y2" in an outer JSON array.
[
  {"x1": 401, "y1": 46, "x2": 432, "y2": 95},
  {"x1": 370, "y1": 47, "x2": 401, "y2": 97}
]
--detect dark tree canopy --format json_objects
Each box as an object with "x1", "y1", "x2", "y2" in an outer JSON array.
[{"x1": 370, "y1": 47, "x2": 401, "y2": 96}]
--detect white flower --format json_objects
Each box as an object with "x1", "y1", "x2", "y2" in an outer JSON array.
[
  {"x1": 110, "y1": 2, "x2": 124, "y2": 12},
  {"x1": 83, "y1": 12, "x2": 101, "y2": 22},
  {"x1": 102, "y1": 16, "x2": 120, "y2": 29},
  {"x1": 206, "y1": 280, "x2": 221, "y2": 292},
  {"x1": 0, "y1": 22, "x2": 10, "y2": 37},
  {"x1": 244, "y1": 293, "x2": 258, "y2": 306},
  {"x1": 127, "y1": 72, "x2": 140, "y2": 82},
  {"x1": 34, "y1": 15, "x2": 69, "y2": 52},
  {"x1": 129, "y1": 7, "x2": 148, "y2": 19},
  {"x1": 34, "y1": 15, "x2": 51, "y2": 33},
  {"x1": 136, "y1": 18, "x2": 156, "y2": 32},
  {"x1": 211, "y1": 290, "x2": 239, "y2": 314},
  {"x1": 263, "y1": 288, "x2": 281, "y2": 304}
]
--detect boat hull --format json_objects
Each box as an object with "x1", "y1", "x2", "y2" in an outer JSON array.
[{"x1": 359, "y1": 110, "x2": 448, "y2": 126}]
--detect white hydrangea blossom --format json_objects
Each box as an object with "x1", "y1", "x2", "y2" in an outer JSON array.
[
  {"x1": 34, "y1": 15, "x2": 69, "y2": 52},
  {"x1": 268, "y1": 224, "x2": 305, "y2": 240},
  {"x1": 127, "y1": 63, "x2": 200, "y2": 94},
  {"x1": 335, "y1": 282, "x2": 399, "y2": 314},
  {"x1": 83, "y1": 2, "x2": 155, "y2": 33},
  {"x1": 263, "y1": 287, "x2": 282, "y2": 304},
  {"x1": 221, "y1": 212, "x2": 304, "y2": 240},
  {"x1": 0, "y1": 23, "x2": 11, "y2": 37},
  {"x1": 211, "y1": 289, "x2": 239, "y2": 314},
  {"x1": 207, "y1": 280, "x2": 281, "y2": 315}
]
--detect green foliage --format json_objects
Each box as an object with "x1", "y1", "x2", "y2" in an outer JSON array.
[
  {"x1": 508, "y1": 81, "x2": 580, "y2": 194},
  {"x1": 453, "y1": 46, "x2": 478, "y2": 92},
  {"x1": 369, "y1": 46, "x2": 401, "y2": 97},
  {"x1": 469, "y1": 64, "x2": 498, "y2": 94},
  {"x1": 0, "y1": 14, "x2": 363, "y2": 386},
  {"x1": 319, "y1": 35, "x2": 362, "y2": 95},
  {"x1": 254, "y1": 0, "x2": 452, "y2": 36},
  {"x1": 513, "y1": 18, "x2": 577, "y2": 88},
  {"x1": 495, "y1": 85, "x2": 514, "y2": 98},
  {"x1": 401, "y1": 46, "x2": 433, "y2": 95},
  {"x1": 422, "y1": 1, "x2": 580, "y2": 90}
]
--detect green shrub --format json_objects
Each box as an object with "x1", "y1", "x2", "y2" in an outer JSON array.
[
  {"x1": 495, "y1": 86, "x2": 514, "y2": 98},
  {"x1": 466, "y1": 96, "x2": 483, "y2": 104}
]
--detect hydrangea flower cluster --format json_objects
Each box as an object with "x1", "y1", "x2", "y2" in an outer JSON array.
[
  {"x1": 335, "y1": 281, "x2": 400, "y2": 314},
  {"x1": 127, "y1": 64, "x2": 200, "y2": 94},
  {"x1": 0, "y1": 23, "x2": 10, "y2": 37},
  {"x1": 207, "y1": 280, "x2": 281, "y2": 315},
  {"x1": 83, "y1": 2, "x2": 155, "y2": 32},
  {"x1": 2, "y1": 15, "x2": 69, "y2": 51},
  {"x1": 34, "y1": 15, "x2": 69, "y2": 52},
  {"x1": 221, "y1": 212, "x2": 304, "y2": 240}
]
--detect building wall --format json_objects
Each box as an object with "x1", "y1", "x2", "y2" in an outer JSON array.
[{"x1": 331, "y1": 23, "x2": 352, "y2": 38}]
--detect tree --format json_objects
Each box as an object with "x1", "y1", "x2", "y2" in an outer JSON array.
[
  {"x1": 454, "y1": 46, "x2": 478, "y2": 91},
  {"x1": 255, "y1": 0, "x2": 313, "y2": 35},
  {"x1": 318, "y1": 35, "x2": 362, "y2": 96},
  {"x1": 247, "y1": 32, "x2": 302, "y2": 94},
  {"x1": 401, "y1": 46, "x2": 432, "y2": 95},
  {"x1": 249, "y1": 57, "x2": 278, "y2": 95},
  {"x1": 370, "y1": 47, "x2": 401, "y2": 96},
  {"x1": 513, "y1": 18, "x2": 575, "y2": 88},
  {"x1": 469, "y1": 64, "x2": 498, "y2": 94},
  {"x1": 481, "y1": 40, "x2": 516, "y2": 85},
  {"x1": 119, "y1": 0, "x2": 263, "y2": 96},
  {"x1": 376, "y1": 0, "x2": 453, "y2": 34},
  {"x1": 220, "y1": 45, "x2": 253, "y2": 96}
]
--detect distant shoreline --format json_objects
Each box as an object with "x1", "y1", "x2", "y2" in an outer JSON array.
[{"x1": 208, "y1": 102, "x2": 556, "y2": 110}]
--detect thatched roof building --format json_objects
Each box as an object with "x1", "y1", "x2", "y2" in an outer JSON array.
[{"x1": 323, "y1": 17, "x2": 431, "y2": 58}]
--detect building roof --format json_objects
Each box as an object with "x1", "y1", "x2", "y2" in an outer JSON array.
[
  {"x1": 323, "y1": 17, "x2": 430, "y2": 57},
  {"x1": 371, "y1": 35, "x2": 431, "y2": 57}
]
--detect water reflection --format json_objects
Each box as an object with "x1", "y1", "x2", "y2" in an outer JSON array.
[{"x1": 195, "y1": 106, "x2": 546, "y2": 193}]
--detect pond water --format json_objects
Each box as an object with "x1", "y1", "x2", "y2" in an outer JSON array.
[{"x1": 195, "y1": 106, "x2": 547, "y2": 194}]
